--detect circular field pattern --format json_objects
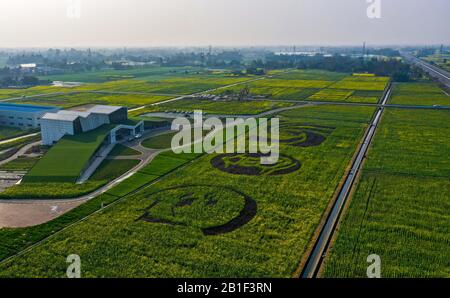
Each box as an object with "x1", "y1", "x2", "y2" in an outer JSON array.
[
  {"x1": 138, "y1": 185, "x2": 256, "y2": 236},
  {"x1": 211, "y1": 153, "x2": 301, "y2": 176},
  {"x1": 278, "y1": 122, "x2": 335, "y2": 147}
]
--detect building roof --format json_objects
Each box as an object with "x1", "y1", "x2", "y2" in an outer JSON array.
[
  {"x1": 41, "y1": 105, "x2": 124, "y2": 122},
  {"x1": 41, "y1": 113, "x2": 79, "y2": 122},
  {"x1": 88, "y1": 105, "x2": 124, "y2": 114},
  {"x1": 0, "y1": 103, "x2": 58, "y2": 113}
]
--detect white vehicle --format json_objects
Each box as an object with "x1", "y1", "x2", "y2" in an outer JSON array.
[{"x1": 135, "y1": 134, "x2": 142, "y2": 139}]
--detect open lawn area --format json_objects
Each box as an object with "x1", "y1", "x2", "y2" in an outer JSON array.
[{"x1": 23, "y1": 124, "x2": 115, "y2": 184}]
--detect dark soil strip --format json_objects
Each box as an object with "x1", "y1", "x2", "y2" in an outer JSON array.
[{"x1": 202, "y1": 195, "x2": 257, "y2": 236}]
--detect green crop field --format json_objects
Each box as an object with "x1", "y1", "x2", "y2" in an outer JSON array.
[
  {"x1": 141, "y1": 99, "x2": 295, "y2": 116},
  {"x1": 13, "y1": 92, "x2": 173, "y2": 108},
  {"x1": 323, "y1": 109, "x2": 450, "y2": 278},
  {"x1": 274, "y1": 69, "x2": 349, "y2": 81},
  {"x1": 23, "y1": 124, "x2": 114, "y2": 184},
  {"x1": 0, "y1": 105, "x2": 378, "y2": 277},
  {"x1": 213, "y1": 71, "x2": 388, "y2": 103},
  {"x1": 328, "y1": 76, "x2": 389, "y2": 91},
  {"x1": 36, "y1": 66, "x2": 204, "y2": 83},
  {"x1": 2, "y1": 67, "x2": 260, "y2": 107},
  {"x1": 390, "y1": 81, "x2": 449, "y2": 106}
]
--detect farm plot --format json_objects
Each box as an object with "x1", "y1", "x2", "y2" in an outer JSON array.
[
  {"x1": 0, "y1": 105, "x2": 377, "y2": 277},
  {"x1": 75, "y1": 75, "x2": 252, "y2": 95},
  {"x1": 274, "y1": 69, "x2": 348, "y2": 81},
  {"x1": 328, "y1": 75, "x2": 389, "y2": 91},
  {"x1": 37, "y1": 66, "x2": 204, "y2": 83},
  {"x1": 214, "y1": 79, "x2": 331, "y2": 101},
  {"x1": 309, "y1": 89, "x2": 354, "y2": 101},
  {"x1": 307, "y1": 75, "x2": 388, "y2": 103},
  {"x1": 389, "y1": 82, "x2": 449, "y2": 106},
  {"x1": 323, "y1": 109, "x2": 450, "y2": 277},
  {"x1": 13, "y1": 92, "x2": 173, "y2": 108},
  {"x1": 141, "y1": 99, "x2": 295, "y2": 116},
  {"x1": 2, "y1": 68, "x2": 254, "y2": 104}
]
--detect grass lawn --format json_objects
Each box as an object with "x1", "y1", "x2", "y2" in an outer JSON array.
[
  {"x1": 0, "y1": 105, "x2": 377, "y2": 277},
  {"x1": 141, "y1": 132, "x2": 175, "y2": 149},
  {"x1": 0, "y1": 156, "x2": 40, "y2": 171},
  {"x1": 108, "y1": 144, "x2": 141, "y2": 157},
  {"x1": 322, "y1": 109, "x2": 450, "y2": 277},
  {"x1": 90, "y1": 159, "x2": 140, "y2": 181},
  {"x1": 23, "y1": 124, "x2": 115, "y2": 183}
]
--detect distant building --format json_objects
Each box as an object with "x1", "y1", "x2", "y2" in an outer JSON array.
[
  {"x1": 0, "y1": 103, "x2": 59, "y2": 129},
  {"x1": 40, "y1": 105, "x2": 143, "y2": 145}
]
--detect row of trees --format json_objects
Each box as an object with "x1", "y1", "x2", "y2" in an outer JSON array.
[{"x1": 0, "y1": 76, "x2": 42, "y2": 88}]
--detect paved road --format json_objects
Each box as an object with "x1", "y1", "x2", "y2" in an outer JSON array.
[
  {"x1": 300, "y1": 84, "x2": 392, "y2": 278},
  {"x1": 400, "y1": 51, "x2": 450, "y2": 88}
]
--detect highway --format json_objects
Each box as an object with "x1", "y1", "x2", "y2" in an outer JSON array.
[
  {"x1": 300, "y1": 84, "x2": 392, "y2": 278},
  {"x1": 400, "y1": 51, "x2": 450, "y2": 88}
]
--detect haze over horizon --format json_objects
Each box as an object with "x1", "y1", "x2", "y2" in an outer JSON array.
[{"x1": 0, "y1": 0, "x2": 449, "y2": 48}]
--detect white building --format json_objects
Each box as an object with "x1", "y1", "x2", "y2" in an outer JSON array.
[
  {"x1": 40, "y1": 105, "x2": 137, "y2": 145},
  {"x1": 0, "y1": 103, "x2": 59, "y2": 129}
]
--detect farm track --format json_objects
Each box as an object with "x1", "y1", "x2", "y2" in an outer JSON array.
[{"x1": 300, "y1": 84, "x2": 392, "y2": 278}]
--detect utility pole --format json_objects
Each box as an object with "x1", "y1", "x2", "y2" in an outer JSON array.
[{"x1": 362, "y1": 41, "x2": 366, "y2": 58}]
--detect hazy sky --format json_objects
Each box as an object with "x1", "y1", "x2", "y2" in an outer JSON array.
[{"x1": 0, "y1": 0, "x2": 448, "y2": 47}]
